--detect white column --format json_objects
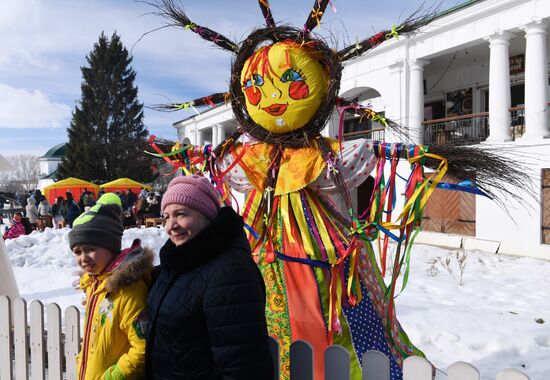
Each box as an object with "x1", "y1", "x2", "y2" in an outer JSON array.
[
  {"x1": 217, "y1": 124, "x2": 226, "y2": 144},
  {"x1": 408, "y1": 59, "x2": 429, "y2": 144},
  {"x1": 192, "y1": 122, "x2": 199, "y2": 145},
  {"x1": 385, "y1": 60, "x2": 405, "y2": 143},
  {"x1": 522, "y1": 21, "x2": 550, "y2": 140},
  {"x1": 212, "y1": 125, "x2": 219, "y2": 146},
  {"x1": 486, "y1": 32, "x2": 513, "y2": 141}
]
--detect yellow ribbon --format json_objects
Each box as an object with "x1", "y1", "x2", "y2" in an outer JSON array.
[
  {"x1": 280, "y1": 194, "x2": 295, "y2": 244},
  {"x1": 348, "y1": 224, "x2": 364, "y2": 236},
  {"x1": 289, "y1": 192, "x2": 316, "y2": 257},
  {"x1": 223, "y1": 92, "x2": 231, "y2": 104},
  {"x1": 386, "y1": 25, "x2": 404, "y2": 40},
  {"x1": 175, "y1": 101, "x2": 194, "y2": 110},
  {"x1": 311, "y1": 8, "x2": 324, "y2": 28},
  {"x1": 369, "y1": 152, "x2": 448, "y2": 233},
  {"x1": 303, "y1": 191, "x2": 337, "y2": 263},
  {"x1": 346, "y1": 246, "x2": 362, "y2": 306},
  {"x1": 371, "y1": 114, "x2": 388, "y2": 127}
]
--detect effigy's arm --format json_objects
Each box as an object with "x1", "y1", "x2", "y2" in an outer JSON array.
[
  {"x1": 146, "y1": 135, "x2": 254, "y2": 195},
  {"x1": 309, "y1": 138, "x2": 377, "y2": 192}
]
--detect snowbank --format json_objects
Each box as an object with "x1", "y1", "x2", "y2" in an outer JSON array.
[{"x1": 3, "y1": 227, "x2": 550, "y2": 379}]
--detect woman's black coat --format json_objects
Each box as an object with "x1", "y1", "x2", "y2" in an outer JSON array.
[{"x1": 146, "y1": 207, "x2": 273, "y2": 379}]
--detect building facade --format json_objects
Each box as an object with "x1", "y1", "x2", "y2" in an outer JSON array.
[
  {"x1": 173, "y1": 0, "x2": 550, "y2": 259},
  {"x1": 37, "y1": 143, "x2": 66, "y2": 191}
]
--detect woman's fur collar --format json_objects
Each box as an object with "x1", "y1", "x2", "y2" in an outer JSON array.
[{"x1": 160, "y1": 206, "x2": 246, "y2": 274}]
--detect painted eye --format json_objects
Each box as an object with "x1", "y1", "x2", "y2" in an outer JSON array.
[
  {"x1": 280, "y1": 69, "x2": 303, "y2": 83},
  {"x1": 245, "y1": 74, "x2": 264, "y2": 88}
]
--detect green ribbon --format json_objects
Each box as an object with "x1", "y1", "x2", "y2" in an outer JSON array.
[
  {"x1": 386, "y1": 25, "x2": 404, "y2": 40},
  {"x1": 175, "y1": 101, "x2": 195, "y2": 110},
  {"x1": 371, "y1": 113, "x2": 388, "y2": 127}
]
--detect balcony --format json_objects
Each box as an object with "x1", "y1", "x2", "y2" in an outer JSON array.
[
  {"x1": 343, "y1": 127, "x2": 385, "y2": 141},
  {"x1": 509, "y1": 106, "x2": 525, "y2": 140},
  {"x1": 423, "y1": 103, "x2": 550, "y2": 144},
  {"x1": 423, "y1": 112, "x2": 489, "y2": 145},
  {"x1": 341, "y1": 104, "x2": 548, "y2": 145}
]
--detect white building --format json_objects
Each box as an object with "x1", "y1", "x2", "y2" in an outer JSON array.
[
  {"x1": 172, "y1": 0, "x2": 550, "y2": 259},
  {"x1": 37, "y1": 143, "x2": 66, "y2": 191}
]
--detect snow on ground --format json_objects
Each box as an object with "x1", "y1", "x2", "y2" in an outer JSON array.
[{"x1": 3, "y1": 227, "x2": 550, "y2": 379}]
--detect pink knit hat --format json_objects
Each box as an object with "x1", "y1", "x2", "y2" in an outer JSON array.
[{"x1": 161, "y1": 175, "x2": 221, "y2": 220}]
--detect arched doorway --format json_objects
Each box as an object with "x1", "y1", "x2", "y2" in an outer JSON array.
[{"x1": 339, "y1": 87, "x2": 385, "y2": 217}]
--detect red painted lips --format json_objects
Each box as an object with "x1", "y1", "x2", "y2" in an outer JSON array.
[{"x1": 262, "y1": 103, "x2": 288, "y2": 116}]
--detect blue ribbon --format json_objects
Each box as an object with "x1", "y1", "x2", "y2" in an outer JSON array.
[
  {"x1": 275, "y1": 251, "x2": 332, "y2": 269},
  {"x1": 243, "y1": 223, "x2": 259, "y2": 239},
  {"x1": 435, "y1": 181, "x2": 491, "y2": 198},
  {"x1": 375, "y1": 224, "x2": 405, "y2": 243}
]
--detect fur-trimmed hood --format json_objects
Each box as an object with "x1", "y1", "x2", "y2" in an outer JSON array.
[{"x1": 80, "y1": 239, "x2": 154, "y2": 293}]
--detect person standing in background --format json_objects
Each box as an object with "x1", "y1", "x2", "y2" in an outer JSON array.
[
  {"x1": 25, "y1": 197, "x2": 40, "y2": 230},
  {"x1": 51, "y1": 196, "x2": 67, "y2": 229}
]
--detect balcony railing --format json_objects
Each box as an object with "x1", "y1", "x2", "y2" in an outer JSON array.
[
  {"x1": 343, "y1": 127, "x2": 385, "y2": 141},
  {"x1": 423, "y1": 103, "x2": 550, "y2": 144},
  {"x1": 510, "y1": 105, "x2": 525, "y2": 140},
  {"x1": 423, "y1": 112, "x2": 489, "y2": 145}
]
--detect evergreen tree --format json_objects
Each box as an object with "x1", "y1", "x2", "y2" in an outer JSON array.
[{"x1": 58, "y1": 32, "x2": 154, "y2": 183}]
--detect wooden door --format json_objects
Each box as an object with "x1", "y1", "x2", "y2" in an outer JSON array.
[{"x1": 421, "y1": 175, "x2": 476, "y2": 236}]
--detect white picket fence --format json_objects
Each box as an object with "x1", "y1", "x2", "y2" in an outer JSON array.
[{"x1": 0, "y1": 295, "x2": 531, "y2": 380}]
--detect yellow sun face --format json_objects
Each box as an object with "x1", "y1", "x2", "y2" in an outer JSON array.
[{"x1": 240, "y1": 41, "x2": 329, "y2": 134}]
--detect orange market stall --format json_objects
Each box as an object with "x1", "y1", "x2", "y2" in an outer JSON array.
[
  {"x1": 43, "y1": 177, "x2": 99, "y2": 205},
  {"x1": 99, "y1": 178, "x2": 152, "y2": 194}
]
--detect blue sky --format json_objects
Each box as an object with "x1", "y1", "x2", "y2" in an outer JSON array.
[{"x1": 0, "y1": 0, "x2": 463, "y2": 157}]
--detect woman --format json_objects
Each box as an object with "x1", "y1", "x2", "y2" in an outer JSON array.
[
  {"x1": 37, "y1": 196, "x2": 52, "y2": 229},
  {"x1": 65, "y1": 196, "x2": 81, "y2": 228},
  {"x1": 145, "y1": 175, "x2": 273, "y2": 379},
  {"x1": 25, "y1": 197, "x2": 39, "y2": 230},
  {"x1": 51, "y1": 196, "x2": 66, "y2": 228}
]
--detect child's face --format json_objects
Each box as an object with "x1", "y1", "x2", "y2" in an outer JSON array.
[{"x1": 72, "y1": 245, "x2": 114, "y2": 275}]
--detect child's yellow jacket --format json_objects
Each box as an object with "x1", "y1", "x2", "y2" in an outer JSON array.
[{"x1": 77, "y1": 240, "x2": 153, "y2": 380}]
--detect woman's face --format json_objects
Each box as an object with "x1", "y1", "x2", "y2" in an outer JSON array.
[{"x1": 163, "y1": 204, "x2": 211, "y2": 246}]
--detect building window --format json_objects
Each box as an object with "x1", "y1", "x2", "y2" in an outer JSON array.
[{"x1": 343, "y1": 111, "x2": 386, "y2": 134}]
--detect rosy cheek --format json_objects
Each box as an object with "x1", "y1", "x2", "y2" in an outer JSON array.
[
  {"x1": 289, "y1": 81, "x2": 309, "y2": 100},
  {"x1": 245, "y1": 86, "x2": 262, "y2": 105}
]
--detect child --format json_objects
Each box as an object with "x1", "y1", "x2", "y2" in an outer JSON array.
[
  {"x1": 3, "y1": 213, "x2": 25, "y2": 240},
  {"x1": 69, "y1": 193, "x2": 153, "y2": 380}
]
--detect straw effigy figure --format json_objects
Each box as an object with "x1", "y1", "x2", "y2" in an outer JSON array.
[{"x1": 145, "y1": 1, "x2": 529, "y2": 378}]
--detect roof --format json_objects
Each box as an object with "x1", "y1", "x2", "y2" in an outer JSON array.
[
  {"x1": 44, "y1": 177, "x2": 99, "y2": 190},
  {"x1": 426, "y1": 0, "x2": 484, "y2": 23},
  {"x1": 100, "y1": 178, "x2": 152, "y2": 191},
  {"x1": 41, "y1": 143, "x2": 66, "y2": 159},
  {"x1": 43, "y1": 168, "x2": 59, "y2": 180}
]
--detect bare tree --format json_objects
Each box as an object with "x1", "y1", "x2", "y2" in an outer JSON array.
[{"x1": 0, "y1": 155, "x2": 40, "y2": 192}]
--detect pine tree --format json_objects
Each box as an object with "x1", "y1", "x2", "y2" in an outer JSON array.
[{"x1": 58, "y1": 32, "x2": 154, "y2": 183}]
